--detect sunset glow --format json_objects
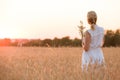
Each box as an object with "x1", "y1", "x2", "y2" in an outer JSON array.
[{"x1": 0, "y1": 0, "x2": 120, "y2": 39}]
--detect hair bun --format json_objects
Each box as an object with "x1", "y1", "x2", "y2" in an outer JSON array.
[{"x1": 87, "y1": 11, "x2": 97, "y2": 19}]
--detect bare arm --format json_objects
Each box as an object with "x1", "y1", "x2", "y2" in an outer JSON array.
[{"x1": 83, "y1": 31, "x2": 91, "y2": 51}]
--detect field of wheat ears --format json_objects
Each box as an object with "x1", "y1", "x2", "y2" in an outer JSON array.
[{"x1": 0, "y1": 47, "x2": 119, "y2": 80}]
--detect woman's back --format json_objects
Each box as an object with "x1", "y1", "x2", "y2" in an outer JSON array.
[
  {"x1": 87, "y1": 25, "x2": 104, "y2": 49},
  {"x1": 82, "y1": 25, "x2": 105, "y2": 70}
]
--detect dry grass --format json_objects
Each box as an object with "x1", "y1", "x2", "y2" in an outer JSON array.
[{"x1": 0, "y1": 47, "x2": 119, "y2": 80}]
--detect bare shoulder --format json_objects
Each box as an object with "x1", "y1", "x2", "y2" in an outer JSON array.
[{"x1": 85, "y1": 30, "x2": 91, "y2": 37}]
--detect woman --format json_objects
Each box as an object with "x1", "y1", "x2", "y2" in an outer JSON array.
[{"x1": 81, "y1": 11, "x2": 105, "y2": 71}]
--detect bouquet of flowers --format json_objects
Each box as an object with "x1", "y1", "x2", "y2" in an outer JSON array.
[{"x1": 77, "y1": 21, "x2": 85, "y2": 40}]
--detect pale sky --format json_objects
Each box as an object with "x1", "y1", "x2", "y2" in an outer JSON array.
[{"x1": 0, "y1": 0, "x2": 120, "y2": 39}]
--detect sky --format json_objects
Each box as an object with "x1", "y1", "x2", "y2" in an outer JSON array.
[{"x1": 0, "y1": 0, "x2": 120, "y2": 39}]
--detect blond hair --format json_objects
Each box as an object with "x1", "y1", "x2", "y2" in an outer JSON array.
[{"x1": 87, "y1": 11, "x2": 97, "y2": 30}]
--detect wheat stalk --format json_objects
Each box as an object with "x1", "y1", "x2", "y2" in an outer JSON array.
[{"x1": 77, "y1": 20, "x2": 85, "y2": 40}]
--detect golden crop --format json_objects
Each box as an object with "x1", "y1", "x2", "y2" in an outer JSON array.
[{"x1": 0, "y1": 47, "x2": 119, "y2": 80}]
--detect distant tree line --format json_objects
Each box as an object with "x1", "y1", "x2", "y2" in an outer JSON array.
[
  {"x1": 104, "y1": 29, "x2": 120, "y2": 47},
  {"x1": 0, "y1": 29, "x2": 120, "y2": 47},
  {"x1": 20, "y1": 36, "x2": 82, "y2": 47}
]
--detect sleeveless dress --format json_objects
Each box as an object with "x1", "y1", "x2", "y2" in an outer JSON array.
[{"x1": 81, "y1": 25, "x2": 105, "y2": 70}]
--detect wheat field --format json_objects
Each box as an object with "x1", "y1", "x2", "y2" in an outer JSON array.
[{"x1": 0, "y1": 47, "x2": 119, "y2": 80}]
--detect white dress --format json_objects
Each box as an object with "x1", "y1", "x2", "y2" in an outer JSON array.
[{"x1": 81, "y1": 25, "x2": 105, "y2": 70}]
